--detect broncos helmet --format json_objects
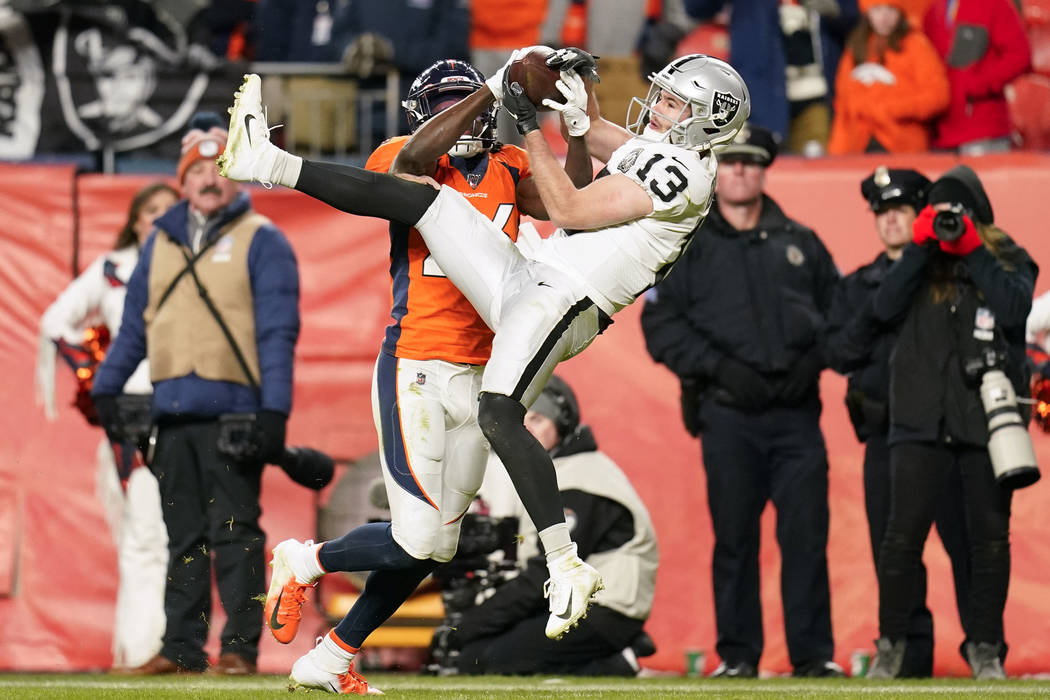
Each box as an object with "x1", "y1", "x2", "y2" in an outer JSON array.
[
  {"x1": 402, "y1": 59, "x2": 497, "y2": 158},
  {"x1": 626, "y1": 54, "x2": 750, "y2": 151}
]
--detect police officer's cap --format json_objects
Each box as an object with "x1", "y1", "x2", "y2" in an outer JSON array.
[
  {"x1": 714, "y1": 123, "x2": 778, "y2": 168},
  {"x1": 860, "y1": 166, "x2": 930, "y2": 213}
]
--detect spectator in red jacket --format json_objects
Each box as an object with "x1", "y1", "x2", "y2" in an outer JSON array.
[{"x1": 923, "y1": 0, "x2": 1030, "y2": 155}]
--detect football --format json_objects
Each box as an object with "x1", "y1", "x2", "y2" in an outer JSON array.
[{"x1": 506, "y1": 47, "x2": 562, "y2": 111}]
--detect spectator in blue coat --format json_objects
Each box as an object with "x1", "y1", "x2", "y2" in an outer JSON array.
[{"x1": 93, "y1": 113, "x2": 300, "y2": 676}]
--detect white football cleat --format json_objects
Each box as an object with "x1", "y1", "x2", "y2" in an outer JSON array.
[
  {"x1": 543, "y1": 545, "x2": 604, "y2": 640},
  {"x1": 218, "y1": 73, "x2": 277, "y2": 186},
  {"x1": 290, "y1": 640, "x2": 383, "y2": 695}
]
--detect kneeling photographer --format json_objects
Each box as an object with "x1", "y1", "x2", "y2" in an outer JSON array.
[
  {"x1": 439, "y1": 376, "x2": 659, "y2": 676},
  {"x1": 866, "y1": 165, "x2": 1039, "y2": 680}
]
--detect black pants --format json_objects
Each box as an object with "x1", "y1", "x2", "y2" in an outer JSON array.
[
  {"x1": 698, "y1": 398, "x2": 833, "y2": 670},
  {"x1": 457, "y1": 610, "x2": 643, "y2": 676},
  {"x1": 151, "y1": 420, "x2": 265, "y2": 670},
  {"x1": 863, "y1": 434, "x2": 972, "y2": 676},
  {"x1": 878, "y1": 442, "x2": 1011, "y2": 648}
]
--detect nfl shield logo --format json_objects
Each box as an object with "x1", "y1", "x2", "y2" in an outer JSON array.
[
  {"x1": 711, "y1": 91, "x2": 741, "y2": 128},
  {"x1": 416, "y1": 372, "x2": 426, "y2": 385}
]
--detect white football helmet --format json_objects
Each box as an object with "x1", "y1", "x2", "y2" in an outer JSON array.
[{"x1": 626, "y1": 54, "x2": 750, "y2": 151}]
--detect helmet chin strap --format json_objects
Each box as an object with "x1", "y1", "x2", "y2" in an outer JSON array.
[
  {"x1": 448, "y1": 139, "x2": 484, "y2": 158},
  {"x1": 641, "y1": 123, "x2": 678, "y2": 146}
]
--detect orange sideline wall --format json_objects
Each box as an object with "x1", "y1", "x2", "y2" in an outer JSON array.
[{"x1": 1, "y1": 154, "x2": 1049, "y2": 676}]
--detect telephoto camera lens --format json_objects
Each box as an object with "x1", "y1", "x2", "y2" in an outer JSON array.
[
  {"x1": 932, "y1": 210, "x2": 964, "y2": 242},
  {"x1": 980, "y1": 369, "x2": 1041, "y2": 489}
]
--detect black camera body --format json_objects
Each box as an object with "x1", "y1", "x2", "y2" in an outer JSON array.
[
  {"x1": 425, "y1": 513, "x2": 520, "y2": 676},
  {"x1": 932, "y1": 204, "x2": 967, "y2": 242}
]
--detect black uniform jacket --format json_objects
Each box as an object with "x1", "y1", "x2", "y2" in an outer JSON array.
[
  {"x1": 825, "y1": 252, "x2": 897, "y2": 441},
  {"x1": 642, "y1": 194, "x2": 839, "y2": 399},
  {"x1": 872, "y1": 238, "x2": 1037, "y2": 447}
]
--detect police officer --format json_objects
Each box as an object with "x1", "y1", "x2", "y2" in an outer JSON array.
[
  {"x1": 825, "y1": 167, "x2": 973, "y2": 677},
  {"x1": 641, "y1": 125, "x2": 842, "y2": 678}
]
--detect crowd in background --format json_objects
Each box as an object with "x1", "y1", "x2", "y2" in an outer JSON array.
[{"x1": 188, "y1": 0, "x2": 1042, "y2": 158}]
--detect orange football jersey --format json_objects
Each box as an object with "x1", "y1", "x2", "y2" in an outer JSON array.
[{"x1": 366, "y1": 136, "x2": 529, "y2": 364}]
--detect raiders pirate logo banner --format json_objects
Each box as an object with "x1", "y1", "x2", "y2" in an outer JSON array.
[
  {"x1": 0, "y1": 1, "x2": 242, "y2": 160},
  {"x1": 711, "y1": 90, "x2": 741, "y2": 129}
]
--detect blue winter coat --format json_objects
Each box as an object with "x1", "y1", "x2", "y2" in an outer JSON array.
[{"x1": 93, "y1": 193, "x2": 300, "y2": 418}]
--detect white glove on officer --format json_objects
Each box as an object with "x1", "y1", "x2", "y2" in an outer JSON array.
[
  {"x1": 484, "y1": 45, "x2": 550, "y2": 102},
  {"x1": 542, "y1": 70, "x2": 590, "y2": 137}
]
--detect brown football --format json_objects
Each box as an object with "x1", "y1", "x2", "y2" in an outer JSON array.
[{"x1": 506, "y1": 47, "x2": 562, "y2": 111}]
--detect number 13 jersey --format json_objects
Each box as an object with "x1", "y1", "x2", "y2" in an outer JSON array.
[{"x1": 529, "y1": 137, "x2": 716, "y2": 316}]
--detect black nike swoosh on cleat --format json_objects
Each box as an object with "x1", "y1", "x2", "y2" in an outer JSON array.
[
  {"x1": 245, "y1": 113, "x2": 256, "y2": 148},
  {"x1": 555, "y1": 590, "x2": 574, "y2": 620},
  {"x1": 269, "y1": 590, "x2": 285, "y2": 630}
]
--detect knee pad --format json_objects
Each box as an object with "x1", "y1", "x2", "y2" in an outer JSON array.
[{"x1": 477, "y1": 392, "x2": 526, "y2": 451}]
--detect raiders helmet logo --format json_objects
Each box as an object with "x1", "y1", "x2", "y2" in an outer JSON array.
[{"x1": 711, "y1": 91, "x2": 741, "y2": 128}]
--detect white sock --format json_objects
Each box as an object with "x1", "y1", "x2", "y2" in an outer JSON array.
[
  {"x1": 292, "y1": 539, "x2": 326, "y2": 584},
  {"x1": 539, "y1": 524, "x2": 574, "y2": 563},
  {"x1": 269, "y1": 145, "x2": 303, "y2": 188},
  {"x1": 310, "y1": 631, "x2": 355, "y2": 674}
]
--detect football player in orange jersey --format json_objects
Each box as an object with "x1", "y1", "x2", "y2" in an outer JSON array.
[
  {"x1": 223, "y1": 50, "x2": 751, "y2": 690},
  {"x1": 251, "y1": 58, "x2": 593, "y2": 694}
]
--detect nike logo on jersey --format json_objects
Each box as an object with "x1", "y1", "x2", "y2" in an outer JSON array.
[
  {"x1": 269, "y1": 591, "x2": 285, "y2": 629},
  {"x1": 537, "y1": 281, "x2": 551, "y2": 288}
]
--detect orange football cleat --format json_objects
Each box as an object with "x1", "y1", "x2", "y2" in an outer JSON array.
[{"x1": 264, "y1": 539, "x2": 316, "y2": 644}]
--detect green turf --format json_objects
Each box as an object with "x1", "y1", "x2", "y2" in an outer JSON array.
[{"x1": 2, "y1": 674, "x2": 1050, "y2": 699}]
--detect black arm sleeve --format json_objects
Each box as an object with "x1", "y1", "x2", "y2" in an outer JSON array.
[{"x1": 872, "y1": 243, "x2": 932, "y2": 324}]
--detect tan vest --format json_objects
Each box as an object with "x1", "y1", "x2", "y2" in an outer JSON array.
[{"x1": 144, "y1": 212, "x2": 269, "y2": 387}]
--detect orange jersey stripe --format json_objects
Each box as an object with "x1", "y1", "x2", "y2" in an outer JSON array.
[{"x1": 366, "y1": 137, "x2": 529, "y2": 365}]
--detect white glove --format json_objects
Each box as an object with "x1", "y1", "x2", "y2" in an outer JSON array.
[
  {"x1": 851, "y1": 62, "x2": 896, "y2": 86},
  {"x1": 542, "y1": 70, "x2": 590, "y2": 137},
  {"x1": 485, "y1": 45, "x2": 550, "y2": 102}
]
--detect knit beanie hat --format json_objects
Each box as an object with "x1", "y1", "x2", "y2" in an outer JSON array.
[
  {"x1": 177, "y1": 112, "x2": 228, "y2": 183},
  {"x1": 927, "y1": 164, "x2": 994, "y2": 224}
]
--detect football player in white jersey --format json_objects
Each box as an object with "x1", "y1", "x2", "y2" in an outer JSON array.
[{"x1": 218, "y1": 51, "x2": 748, "y2": 691}]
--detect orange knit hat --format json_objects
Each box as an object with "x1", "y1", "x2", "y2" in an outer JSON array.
[{"x1": 176, "y1": 125, "x2": 227, "y2": 183}]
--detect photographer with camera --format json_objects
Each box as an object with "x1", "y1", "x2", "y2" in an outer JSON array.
[
  {"x1": 440, "y1": 376, "x2": 659, "y2": 677},
  {"x1": 825, "y1": 167, "x2": 974, "y2": 677},
  {"x1": 865, "y1": 165, "x2": 1039, "y2": 680}
]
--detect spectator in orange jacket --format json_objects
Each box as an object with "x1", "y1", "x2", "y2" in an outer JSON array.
[
  {"x1": 828, "y1": 0, "x2": 949, "y2": 154},
  {"x1": 923, "y1": 0, "x2": 1030, "y2": 155}
]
